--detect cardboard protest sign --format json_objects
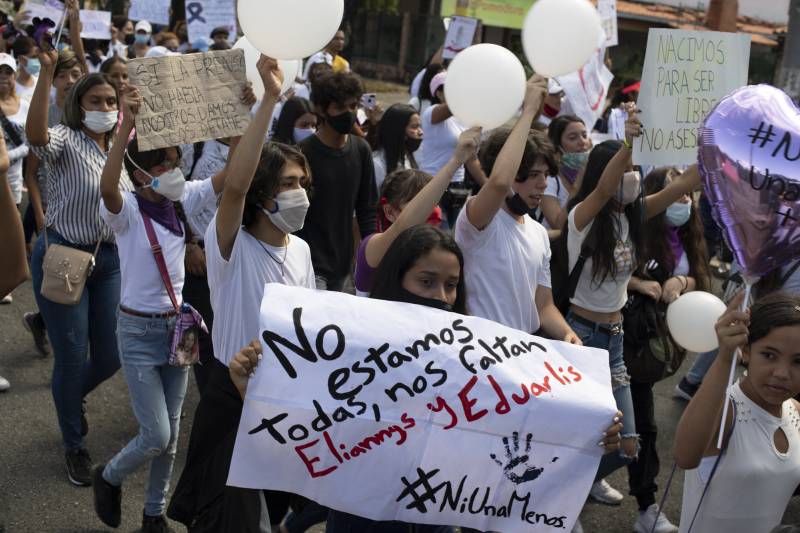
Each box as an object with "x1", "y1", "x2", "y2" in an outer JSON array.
[
  {"x1": 442, "y1": 16, "x2": 479, "y2": 60},
  {"x1": 127, "y1": 49, "x2": 250, "y2": 151},
  {"x1": 228, "y1": 284, "x2": 617, "y2": 533},
  {"x1": 79, "y1": 10, "x2": 111, "y2": 40},
  {"x1": 556, "y1": 48, "x2": 614, "y2": 134},
  {"x1": 128, "y1": 0, "x2": 169, "y2": 26},
  {"x1": 634, "y1": 29, "x2": 751, "y2": 166},
  {"x1": 186, "y1": 0, "x2": 237, "y2": 44},
  {"x1": 21, "y1": 0, "x2": 64, "y2": 26},
  {"x1": 597, "y1": 0, "x2": 618, "y2": 48}
]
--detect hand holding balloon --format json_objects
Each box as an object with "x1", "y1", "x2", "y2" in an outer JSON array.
[
  {"x1": 453, "y1": 127, "x2": 482, "y2": 165},
  {"x1": 523, "y1": 75, "x2": 548, "y2": 115},
  {"x1": 257, "y1": 55, "x2": 284, "y2": 101},
  {"x1": 714, "y1": 292, "x2": 750, "y2": 362}
]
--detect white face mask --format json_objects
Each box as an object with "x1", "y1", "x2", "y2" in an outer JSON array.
[
  {"x1": 261, "y1": 188, "x2": 310, "y2": 234},
  {"x1": 82, "y1": 109, "x2": 118, "y2": 134},
  {"x1": 293, "y1": 127, "x2": 315, "y2": 143},
  {"x1": 665, "y1": 201, "x2": 692, "y2": 227},
  {"x1": 618, "y1": 170, "x2": 641, "y2": 205},
  {"x1": 125, "y1": 151, "x2": 186, "y2": 201}
]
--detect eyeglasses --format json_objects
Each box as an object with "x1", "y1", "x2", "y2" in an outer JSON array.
[{"x1": 156, "y1": 160, "x2": 180, "y2": 171}]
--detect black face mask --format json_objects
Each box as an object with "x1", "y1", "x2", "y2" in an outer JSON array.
[
  {"x1": 326, "y1": 110, "x2": 356, "y2": 135},
  {"x1": 398, "y1": 287, "x2": 453, "y2": 312},
  {"x1": 505, "y1": 193, "x2": 530, "y2": 216},
  {"x1": 405, "y1": 137, "x2": 422, "y2": 153},
  {"x1": 124, "y1": 33, "x2": 135, "y2": 45}
]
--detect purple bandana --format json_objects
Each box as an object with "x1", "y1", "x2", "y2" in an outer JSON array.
[{"x1": 135, "y1": 194, "x2": 183, "y2": 237}]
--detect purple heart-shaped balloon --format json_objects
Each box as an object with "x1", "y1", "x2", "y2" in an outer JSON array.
[{"x1": 699, "y1": 84, "x2": 800, "y2": 280}]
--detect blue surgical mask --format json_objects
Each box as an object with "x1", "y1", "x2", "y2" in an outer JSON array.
[
  {"x1": 24, "y1": 57, "x2": 41, "y2": 76},
  {"x1": 293, "y1": 127, "x2": 315, "y2": 144},
  {"x1": 135, "y1": 34, "x2": 150, "y2": 45},
  {"x1": 665, "y1": 201, "x2": 691, "y2": 227}
]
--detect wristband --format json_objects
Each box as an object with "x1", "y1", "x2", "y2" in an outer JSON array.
[{"x1": 622, "y1": 138, "x2": 632, "y2": 150}]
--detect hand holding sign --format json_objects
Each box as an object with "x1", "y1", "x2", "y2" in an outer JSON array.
[
  {"x1": 623, "y1": 104, "x2": 643, "y2": 146},
  {"x1": 121, "y1": 86, "x2": 142, "y2": 126},
  {"x1": 229, "y1": 339, "x2": 263, "y2": 399}
]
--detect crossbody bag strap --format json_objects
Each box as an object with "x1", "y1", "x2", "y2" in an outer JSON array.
[
  {"x1": 141, "y1": 213, "x2": 180, "y2": 312},
  {"x1": 780, "y1": 260, "x2": 800, "y2": 287},
  {"x1": 567, "y1": 224, "x2": 598, "y2": 300},
  {"x1": 43, "y1": 228, "x2": 102, "y2": 258}
]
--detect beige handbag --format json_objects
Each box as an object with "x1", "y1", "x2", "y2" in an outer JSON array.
[{"x1": 40, "y1": 231, "x2": 101, "y2": 306}]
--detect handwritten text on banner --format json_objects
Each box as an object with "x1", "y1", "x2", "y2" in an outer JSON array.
[
  {"x1": 228, "y1": 285, "x2": 617, "y2": 533},
  {"x1": 634, "y1": 28, "x2": 751, "y2": 166},
  {"x1": 127, "y1": 49, "x2": 250, "y2": 151}
]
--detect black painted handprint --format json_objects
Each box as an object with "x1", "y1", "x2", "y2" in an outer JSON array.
[{"x1": 490, "y1": 431, "x2": 555, "y2": 485}]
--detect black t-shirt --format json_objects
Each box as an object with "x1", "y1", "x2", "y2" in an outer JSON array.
[{"x1": 297, "y1": 134, "x2": 377, "y2": 281}]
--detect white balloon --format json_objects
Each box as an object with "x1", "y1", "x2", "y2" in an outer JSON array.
[
  {"x1": 238, "y1": 0, "x2": 344, "y2": 60},
  {"x1": 666, "y1": 291, "x2": 727, "y2": 353},
  {"x1": 444, "y1": 44, "x2": 526, "y2": 130},
  {"x1": 234, "y1": 37, "x2": 301, "y2": 99},
  {"x1": 522, "y1": 0, "x2": 602, "y2": 78}
]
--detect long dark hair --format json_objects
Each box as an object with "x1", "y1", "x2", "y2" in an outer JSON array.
[
  {"x1": 547, "y1": 114, "x2": 585, "y2": 152},
  {"x1": 566, "y1": 140, "x2": 643, "y2": 283},
  {"x1": 370, "y1": 225, "x2": 467, "y2": 314},
  {"x1": 375, "y1": 104, "x2": 419, "y2": 175},
  {"x1": 640, "y1": 167, "x2": 709, "y2": 291},
  {"x1": 748, "y1": 293, "x2": 800, "y2": 346},
  {"x1": 242, "y1": 142, "x2": 312, "y2": 227},
  {"x1": 272, "y1": 97, "x2": 314, "y2": 145},
  {"x1": 417, "y1": 63, "x2": 444, "y2": 102},
  {"x1": 376, "y1": 169, "x2": 431, "y2": 232}
]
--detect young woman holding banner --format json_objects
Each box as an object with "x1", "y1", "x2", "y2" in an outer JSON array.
[{"x1": 167, "y1": 56, "x2": 318, "y2": 533}]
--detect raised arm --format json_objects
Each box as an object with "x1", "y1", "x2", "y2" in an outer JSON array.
[
  {"x1": 643, "y1": 164, "x2": 701, "y2": 220},
  {"x1": 207, "y1": 84, "x2": 258, "y2": 195},
  {"x1": 66, "y1": 0, "x2": 88, "y2": 75},
  {"x1": 673, "y1": 293, "x2": 748, "y2": 469},
  {"x1": 215, "y1": 56, "x2": 283, "y2": 260},
  {"x1": 26, "y1": 48, "x2": 58, "y2": 146},
  {"x1": 465, "y1": 75, "x2": 547, "y2": 231},
  {"x1": 572, "y1": 105, "x2": 641, "y2": 232},
  {"x1": 430, "y1": 103, "x2": 453, "y2": 125},
  {"x1": 24, "y1": 155, "x2": 45, "y2": 232},
  {"x1": 0, "y1": 131, "x2": 27, "y2": 294},
  {"x1": 365, "y1": 127, "x2": 481, "y2": 267},
  {"x1": 100, "y1": 86, "x2": 139, "y2": 214}
]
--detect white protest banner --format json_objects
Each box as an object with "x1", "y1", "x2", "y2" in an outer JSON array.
[
  {"x1": 597, "y1": 0, "x2": 618, "y2": 48},
  {"x1": 186, "y1": 0, "x2": 237, "y2": 45},
  {"x1": 128, "y1": 0, "x2": 169, "y2": 26},
  {"x1": 21, "y1": 0, "x2": 64, "y2": 26},
  {"x1": 79, "y1": 10, "x2": 111, "y2": 40},
  {"x1": 442, "y1": 16, "x2": 479, "y2": 60},
  {"x1": 634, "y1": 29, "x2": 751, "y2": 167},
  {"x1": 228, "y1": 285, "x2": 617, "y2": 533},
  {"x1": 556, "y1": 48, "x2": 614, "y2": 134},
  {"x1": 127, "y1": 49, "x2": 251, "y2": 151}
]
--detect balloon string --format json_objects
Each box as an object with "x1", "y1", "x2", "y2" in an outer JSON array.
[
  {"x1": 54, "y1": 6, "x2": 68, "y2": 49},
  {"x1": 716, "y1": 282, "x2": 752, "y2": 449}
]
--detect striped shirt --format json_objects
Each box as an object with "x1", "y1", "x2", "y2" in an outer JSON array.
[{"x1": 32, "y1": 125, "x2": 134, "y2": 245}]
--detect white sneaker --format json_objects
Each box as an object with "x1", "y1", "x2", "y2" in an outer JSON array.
[
  {"x1": 571, "y1": 519, "x2": 584, "y2": 533},
  {"x1": 0, "y1": 375, "x2": 9, "y2": 392},
  {"x1": 589, "y1": 479, "x2": 624, "y2": 505},
  {"x1": 634, "y1": 504, "x2": 679, "y2": 533},
  {"x1": 1, "y1": 294, "x2": 12, "y2": 304}
]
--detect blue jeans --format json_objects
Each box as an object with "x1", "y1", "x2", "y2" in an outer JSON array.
[
  {"x1": 566, "y1": 312, "x2": 638, "y2": 480},
  {"x1": 31, "y1": 229, "x2": 122, "y2": 451},
  {"x1": 686, "y1": 349, "x2": 718, "y2": 386},
  {"x1": 103, "y1": 310, "x2": 189, "y2": 517}
]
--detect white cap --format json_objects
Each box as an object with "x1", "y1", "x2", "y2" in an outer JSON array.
[
  {"x1": 134, "y1": 20, "x2": 152, "y2": 34},
  {"x1": 145, "y1": 46, "x2": 178, "y2": 58},
  {"x1": 0, "y1": 53, "x2": 17, "y2": 72}
]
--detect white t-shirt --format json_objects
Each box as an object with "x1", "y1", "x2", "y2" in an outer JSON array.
[
  {"x1": 418, "y1": 105, "x2": 466, "y2": 183},
  {"x1": 541, "y1": 175, "x2": 569, "y2": 230},
  {"x1": 455, "y1": 200, "x2": 552, "y2": 333},
  {"x1": 99, "y1": 179, "x2": 216, "y2": 312},
  {"x1": 15, "y1": 78, "x2": 36, "y2": 103},
  {"x1": 187, "y1": 140, "x2": 228, "y2": 238},
  {"x1": 205, "y1": 217, "x2": 316, "y2": 366},
  {"x1": 372, "y1": 149, "x2": 413, "y2": 192},
  {"x1": 567, "y1": 208, "x2": 634, "y2": 313},
  {"x1": 5, "y1": 99, "x2": 29, "y2": 204}
]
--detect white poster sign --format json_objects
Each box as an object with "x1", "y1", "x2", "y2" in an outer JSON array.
[
  {"x1": 442, "y1": 16, "x2": 479, "y2": 60},
  {"x1": 79, "y1": 10, "x2": 111, "y2": 40},
  {"x1": 186, "y1": 0, "x2": 237, "y2": 44},
  {"x1": 228, "y1": 285, "x2": 617, "y2": 533},
  {"x1": 128, "y1": 0, "x2": 169, "y2": 26},
  {"x1": 21, "y1": 0, "x2": 64, "y2": 26},
  {"x1": 634, "y1": 29, "x2": 751, "y2": 166},
  {"x1": 597, "y1": 0, "x2": 618, "y2": 48},
  {"x1": 556, "y1": 48, "x2": 614, "y2": 134}
]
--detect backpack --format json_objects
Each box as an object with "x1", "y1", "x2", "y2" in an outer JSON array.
[{"x1": 550, "y1": 221, "x2": 597, "y2": 316}]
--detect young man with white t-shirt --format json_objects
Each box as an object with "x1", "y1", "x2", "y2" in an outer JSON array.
[
  {"x1": 168, "y1": 56, "x2": 315, "y2": 533},
  {"x1": 455, "y1": 75, "x2": 579, "y2": 343}
]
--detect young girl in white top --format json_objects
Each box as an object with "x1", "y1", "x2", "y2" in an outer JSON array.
[
  {"x1": 674, "y1": 292, "x2": 800, "y2": 533},
  {"x1": 371, "y1": 104, "x2": 422, "y2": 191}
]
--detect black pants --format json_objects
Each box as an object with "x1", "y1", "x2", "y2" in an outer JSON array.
[
  {"x1": 627, "y1": 380, "x2": 658, "y2": 511},
  {"x1": 182, "y1": 270, "x2": 215, "y2": 395}
]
